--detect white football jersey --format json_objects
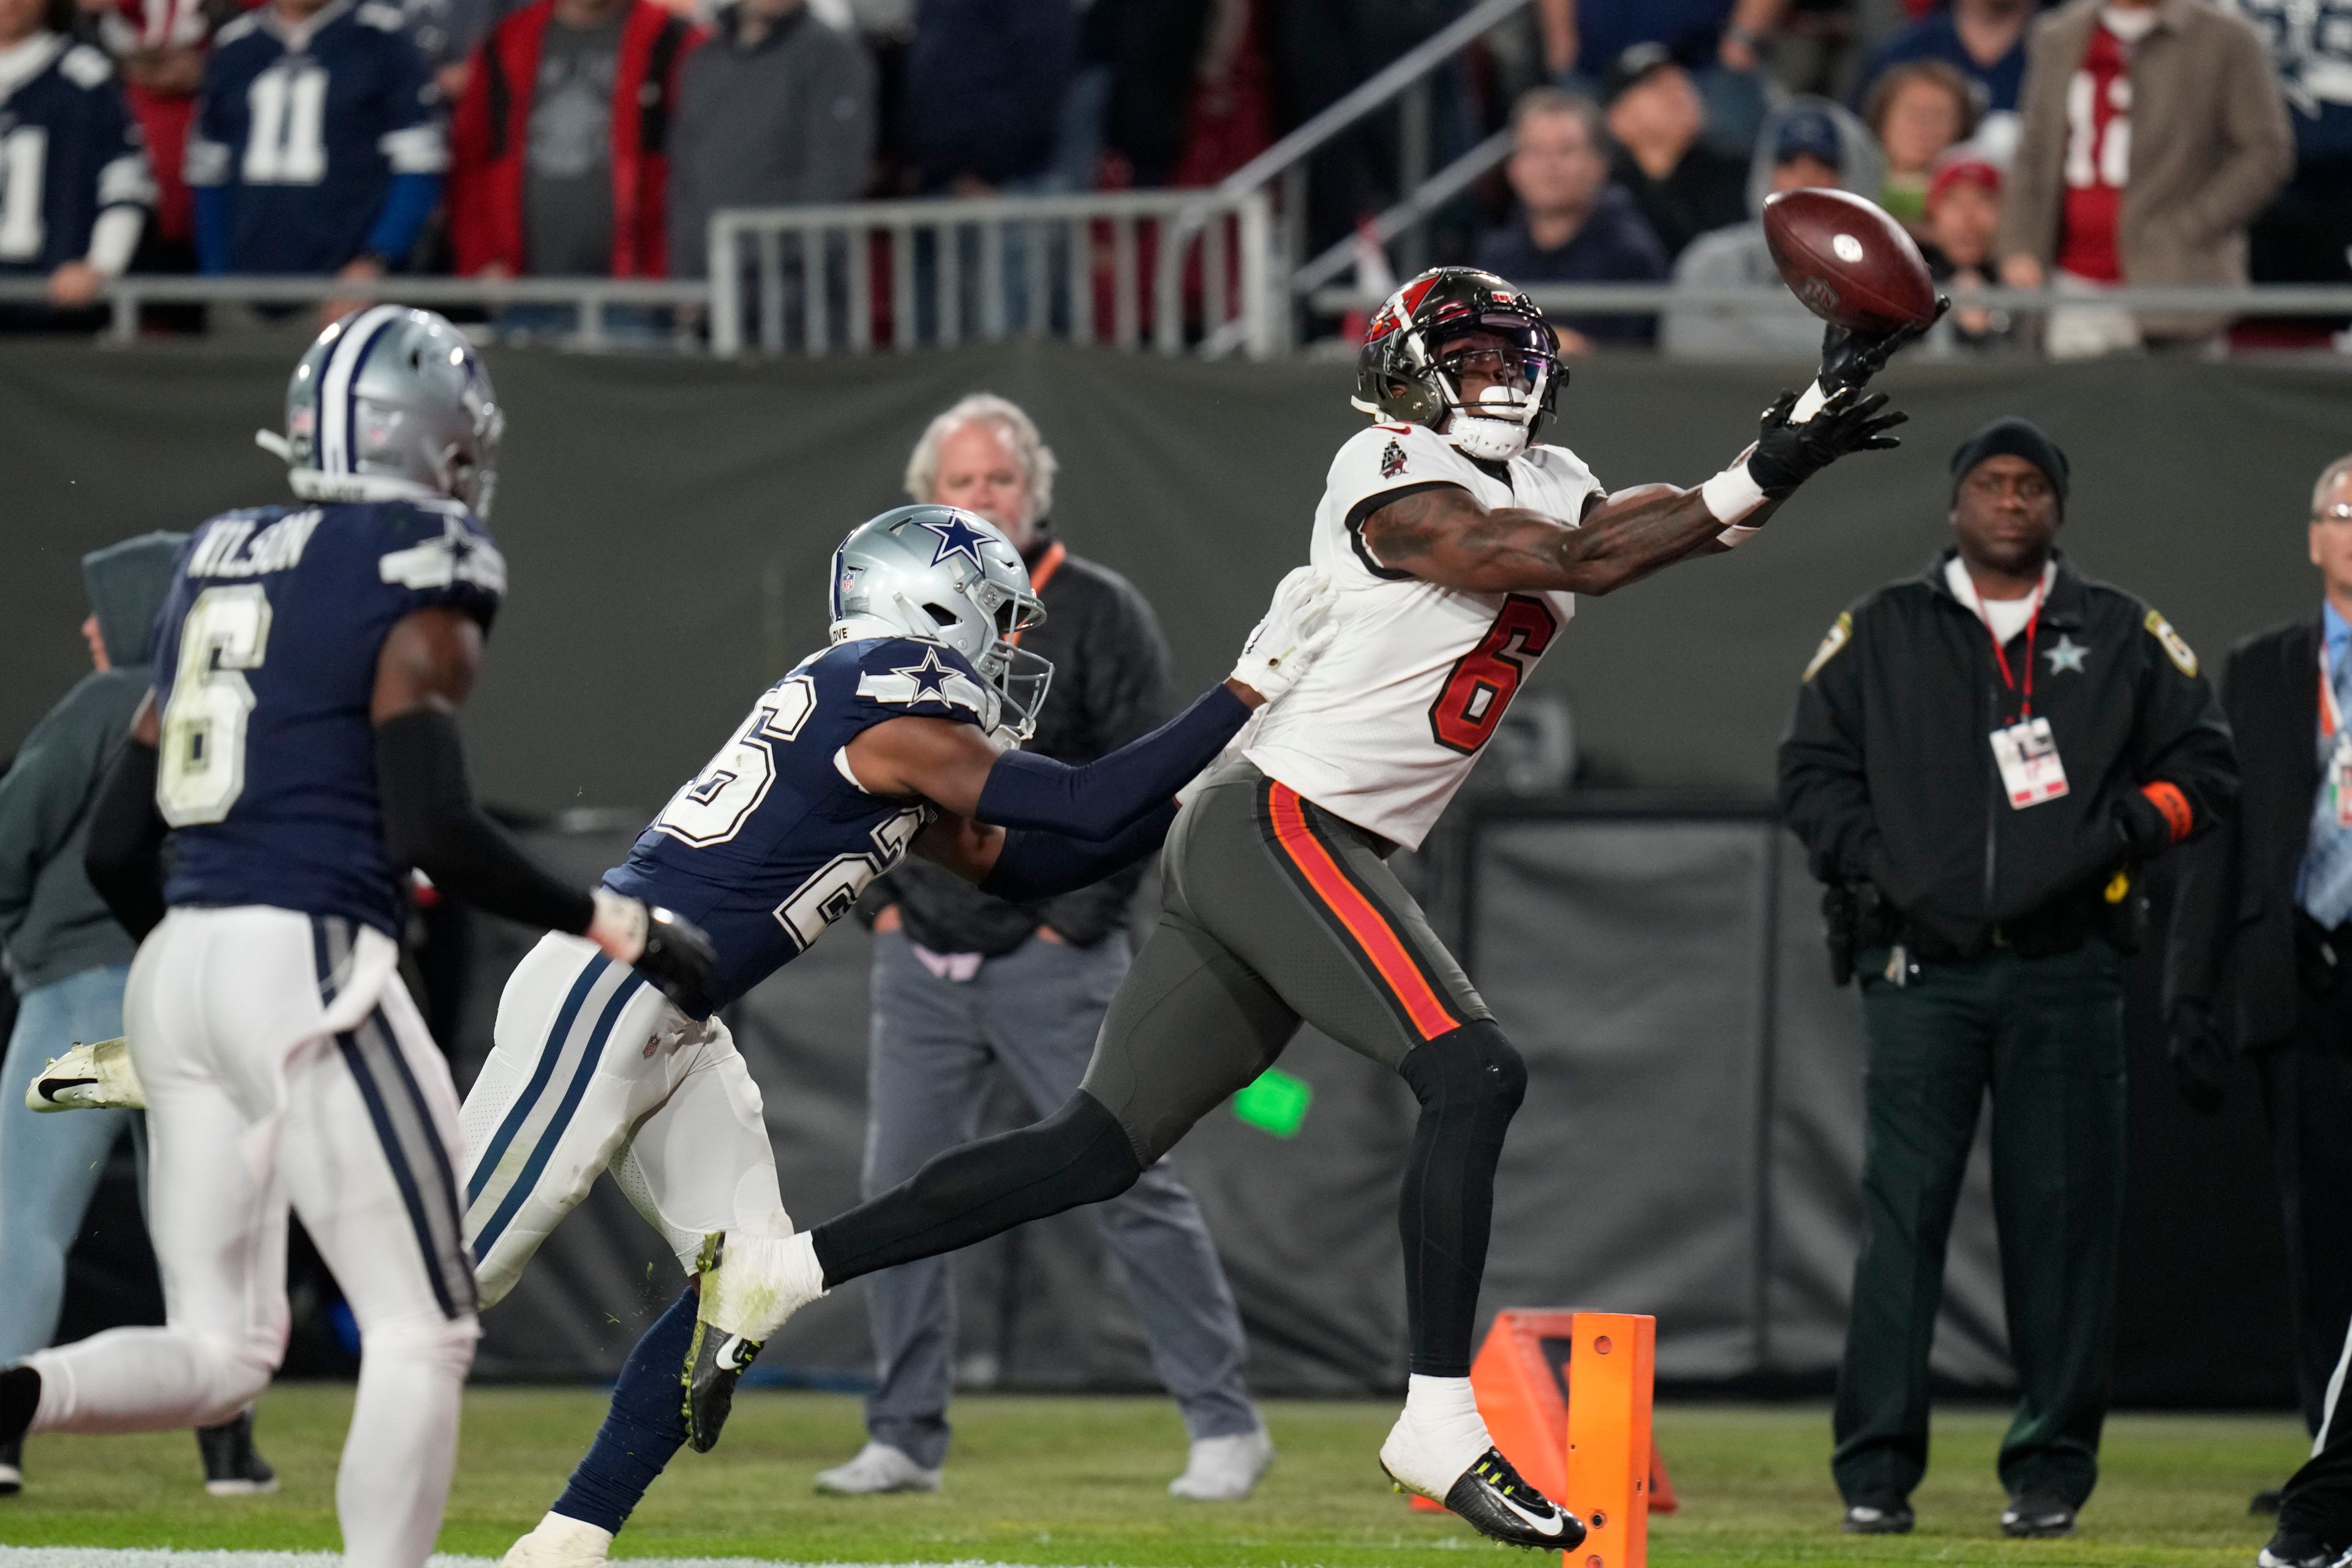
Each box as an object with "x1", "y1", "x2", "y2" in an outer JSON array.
[{"x1": 1242, "y1": 420, "x2": 1600, "y2": 850}]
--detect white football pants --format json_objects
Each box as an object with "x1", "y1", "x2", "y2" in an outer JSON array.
[
  {"x1": 24, "y1": 908, "x2": 478, "y2": 1568},
  {"x1": 461, "y1": 932, "x2": 792, "y2": 1308}
]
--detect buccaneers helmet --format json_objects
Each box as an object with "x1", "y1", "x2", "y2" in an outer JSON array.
[{"x1": 1352, "y1": 268, "x2": 1562, "y2": 462}]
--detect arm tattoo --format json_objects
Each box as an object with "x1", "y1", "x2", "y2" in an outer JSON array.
[{"x1": 1361, "y1": 481, "x2": 1747, "y2": 597}]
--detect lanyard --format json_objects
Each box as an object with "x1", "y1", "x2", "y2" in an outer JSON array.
[
  {"x1": 1006, "y1": 541, "x2": 1065, "y2": 648},
  {"x1": 1962, "y1": 575, "x2": 2047, "y2": 719},
  {"x1": 2323, "y1": 639, "x2": 2343, "y2": 741}
]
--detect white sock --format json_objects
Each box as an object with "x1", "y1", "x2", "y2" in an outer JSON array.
[
  {"x1": 1403, "y1": 1374, "x2": 1491, "y2": 1478},
  {"x1": 700, "y1": 1231, "x2": 827, "y2": 1341}
]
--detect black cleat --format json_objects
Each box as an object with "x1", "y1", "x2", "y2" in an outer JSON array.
[
  {"x1": 2260, "y1": 1525, "x2": 2339, "y2": 1568},
  {"x1": 1387, "y1": 1445, "x2": 1585, "y2": 1551},
  {"x1": 682, "y1": 1316, "x2": 762, "y2": 1454},
  {"x1": 1843, "y1": 1494, "x2": 1914, "y2": 1534},
  {"x1": 197, "y1": 1409, "x2": 277, "y2": 1496},
  {"x1": 2002, "y1": 1490, "x2": 2077, "y2": 1539}
]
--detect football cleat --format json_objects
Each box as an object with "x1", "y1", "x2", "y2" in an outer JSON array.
[
  {"x1": 1843, "y1": 1494, "x2": 1914, "y2": 1534},
  {"x1": 196, "y1": 1410, "x2": 277, "y2": 1496},
  {"x1": 2258, "y1": 1526, "x2": 2339, "y2": 1568},
  {"x1": 1, "y1": 1436, "x2": 21, "y2": 1497},
  {"x1": 26, "y1": 1037, "x2": 144, "y2": 1112},
  {"x1": 814, "y1": 1441, "x2": 942, "y2": 1494},
  {"x1": 1381, "y1": 1424, "x2": 1582, "y2": 1551},
  {"x1": 682, "y1": 1233, "x2": 761, "y2": 1455},
  {"x1": 500, "y1": 1510, "x2": 614, "y2": 1567}
]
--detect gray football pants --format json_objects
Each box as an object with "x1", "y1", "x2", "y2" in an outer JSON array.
[{"x1": 860, "y1": 929, "x2": 1259, "y2": 1468}]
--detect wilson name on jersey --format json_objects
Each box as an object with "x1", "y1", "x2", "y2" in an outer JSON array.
[
  {"x1": 153, "y1": 499, "x2": 504, "y2": 933},
  {"x1": 601, "y1": 636, "x2": 1000, "y2": 1016},
  {"x1": 1242, "y1": 420, "x2": 1597, "y2": 850}
]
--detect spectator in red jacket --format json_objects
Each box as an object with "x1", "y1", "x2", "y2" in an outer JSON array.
[{"x1": 447, "y1": 0, "x2": 699, "y2": 280}]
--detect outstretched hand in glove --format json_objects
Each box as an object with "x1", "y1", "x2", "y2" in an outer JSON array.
[
  {"x1": 1744, "y1": 385, "x2": 1908, "y2": 498},
  {"x1": 1820, "y1": 298, "x2": 1951, "y2": 393}
]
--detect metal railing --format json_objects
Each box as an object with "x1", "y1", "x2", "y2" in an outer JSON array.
[{"x1": 706, "y1": 189, "x2": 1276, "y2": 360}]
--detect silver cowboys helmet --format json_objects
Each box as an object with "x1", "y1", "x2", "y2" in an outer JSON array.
[
  {"x1": 829, "y1": 505, "x2": 1054, "y2": 742},
  {"x1": 262, "y1": 306, "x2": 505, "y2": 516}
]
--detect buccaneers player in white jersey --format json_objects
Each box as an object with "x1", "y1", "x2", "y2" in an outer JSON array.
[{"x1": 694, "y1": 267, "x2": 1910, "y2": 1548}]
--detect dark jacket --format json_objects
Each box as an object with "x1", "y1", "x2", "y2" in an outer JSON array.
[
  {"x1": 665, "y1": 5, "x2": 876, "y2": 280},
  {"x1": 0, "y1": 531, "x2": 183, "y2": 992},
  {"x1": 1778, "y1": 550, "x2": 2237, "y2": 956},
  {"x1": 873, "y1": 527, "x2": 1175, "y2": 956},
  {"x1": 2164, "y1": 617, "x2": 2323, "y2": 1050},
  {"x1": 1607, "y1": 141, "x2": 1747, "y2": 263},
  {"x1": 1471, "y1": 184, "x2": 1668, "y2": 345},
  {"x1": 902, "y1": 0, "x2": 1075, "y2": 190}
]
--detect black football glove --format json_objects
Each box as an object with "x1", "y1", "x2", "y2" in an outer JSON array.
[
  {"x1": 634, "y1": 903, "x2": 718, "y2": 1008},
  {"x1": 2165, "y1": 996, "x2": 2231, "y2": 1115},
  {"x1": 1820, "y1": 297, "x2": 1950, "y2": 393},
  {"x1": 1745, "y1": 386, "x2": 1907, "y2": 497}
]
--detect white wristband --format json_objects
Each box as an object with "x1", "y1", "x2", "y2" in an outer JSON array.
[
  {"x1": 588, "y1": 888, "x2": 647, "y2": 963},
  {"x1": 1716, "y1": 523, "x2": 1761, "y2": 549},
  {"x1": 1701, "y1": 462, "x2": 1768, "y2": 524},
  {"x1": 1790, "y1": 378, "x2": 1830, "y2": 424}
]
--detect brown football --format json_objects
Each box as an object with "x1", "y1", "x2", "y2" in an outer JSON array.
[{"x1": 1761, "y1": 187, "x2": 1939, "y2": 334}]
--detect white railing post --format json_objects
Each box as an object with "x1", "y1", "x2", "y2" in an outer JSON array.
[
  {"x1": 1240, "y1": 189, "x2": 1275, "y2": 360},
  {"x1": 709, "y1": 213, "x2": 741, "y2": 357}
]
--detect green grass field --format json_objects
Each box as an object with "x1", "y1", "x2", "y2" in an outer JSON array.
[{"x1": 0, "y1": 1389, "x2": 2308, "y2": 1567}]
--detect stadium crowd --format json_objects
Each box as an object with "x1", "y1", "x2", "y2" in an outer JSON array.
[{"x1": 0, "y1": 0, "x2": 2345, "y2": 343}]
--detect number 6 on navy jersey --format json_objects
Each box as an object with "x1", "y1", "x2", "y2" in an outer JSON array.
[{"x1": 159, "y1": 584, "x2": 274, "y2": 824}]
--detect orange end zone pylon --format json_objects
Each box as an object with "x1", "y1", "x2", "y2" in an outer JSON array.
[{"x1": 1405, "y1": 1310, "x2": 1676, "y2": 1568}]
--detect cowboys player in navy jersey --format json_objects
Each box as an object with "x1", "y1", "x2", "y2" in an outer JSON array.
[
  {"x1": 478, "y1": 510, "x2": 1336, "y2": 1568},
  {"x1": 0, "y1": 306, "x2": 714, "y2": 1568},
  {"x1": 0, "y1": 0, "x2": 153, "y2": 322}
]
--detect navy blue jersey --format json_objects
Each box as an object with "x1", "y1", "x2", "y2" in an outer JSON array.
[
  {"x1": 603, "y1": 637, "x2": 1001, "y2": 1014},
  {"x1": 184, "y1": 0, "x2": 442, "y2": 273},
  {"x1": 0, "y1": 37, "x2": 151, "y2": 275},
  {"x1": 153, "y1": 498, "x2": 504, "y2": 934}
]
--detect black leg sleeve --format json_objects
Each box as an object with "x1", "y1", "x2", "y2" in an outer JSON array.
[
  {"x1": 1398, "y1": 1021, "x2": 1528, "y2": 1378},
  {"x1": 85, "y1": 737, "x2": 167, "y2": 941},
  {"x1": 810, "y1": 1090, "x2": 1144, "y2": 1287}
]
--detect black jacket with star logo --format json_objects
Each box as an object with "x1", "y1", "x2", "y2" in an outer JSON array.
[{"x1": 1777, "y1": 549, "x2": 2239, "y2": 953}]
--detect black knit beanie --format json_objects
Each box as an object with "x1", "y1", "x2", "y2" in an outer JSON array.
[{"x1": 1949, "y1": 417, "x2": 2069, "y2": 512}]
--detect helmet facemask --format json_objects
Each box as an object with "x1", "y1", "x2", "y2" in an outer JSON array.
[{"x1": 1426, "y1": 318, "x2": 1558, "y2": 462}]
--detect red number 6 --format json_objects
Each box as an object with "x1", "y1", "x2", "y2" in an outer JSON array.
[{"x1": 1427, "y1": 594, "x2": 1559, "y2": 755}]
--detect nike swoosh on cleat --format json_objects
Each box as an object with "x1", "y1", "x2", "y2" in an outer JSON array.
[
  {"x1": 38, "y1": 1077, "x2": 98, "y2": 1099},
  {"x1": 717, "y1": 1337, "x2": 755, "y2": 1371},
  {"x1": 1496, "y1": 1497, "x2": 1565, "y2": 1537}
]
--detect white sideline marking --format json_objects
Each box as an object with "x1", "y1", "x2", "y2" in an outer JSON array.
[{"x1": 0, "y1": 1554, "x2": 1055, "y2": 1568}]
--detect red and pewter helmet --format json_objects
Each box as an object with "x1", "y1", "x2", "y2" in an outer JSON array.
[{"x1": 1351, "y1": 267, "x2": 1563, "y2": 462}]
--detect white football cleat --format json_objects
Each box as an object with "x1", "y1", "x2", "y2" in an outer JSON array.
[
  {"x1": 814, "y1": 1442, "x2": 941, "y2": 1494},
  {"x1": 499, "y1": 1511, "x2": 613, "y2": 1567},
  {"x1": 1169, "y1": 1426, "x2": 1275, "y2": 1500},
  {"x1": 26, "y1": 1037, "x2": 144, "y2": 1112},
  {"x1": 1379, "y1": 1409, "x2": 1584, "y2": 1551}
]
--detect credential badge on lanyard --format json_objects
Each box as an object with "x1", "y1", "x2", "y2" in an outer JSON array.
[{"x1": 1966, "y1": 573, "x2": 2070, "y2": 809}]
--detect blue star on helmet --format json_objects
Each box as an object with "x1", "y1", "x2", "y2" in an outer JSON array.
[
  {"x1": 892, "y1": 647, "x2": 961, "y2": 703},
  {"x1": 919, "y1": 513, "x2": 996, "y2": 569}
]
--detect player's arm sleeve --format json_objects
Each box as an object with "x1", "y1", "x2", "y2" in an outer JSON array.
[
  {"x1": 975, "y1": 682, "x2": 1250, "y2": 842},
  {"x1": 83, "y1": 735, "x2": 170, "y2": 941},
  {"x1": 1036, "y1": 582, "x2": 1175, "y2": 944},
  {"x1": 979, "y1": 804, "x2": 1177, "y2": 903},
  {"x1": 186, "y1": 74, "x2": 233, "y2": 272},
  {"x1": 1774, "y1": 608, "x2": 1890, "y2": 887},
  {"x1": 2113, "y1": 614, "x2": 2239, "y2": 856},
  {"x1": 364, "y1": 48, "x2": 447, "y2": 262},
  {"x1": 374, "y1": 708, "x2": 595, "y2": 933},
  {"x1": 83, "y1": 83, "x2": 153, "y2": 275}
]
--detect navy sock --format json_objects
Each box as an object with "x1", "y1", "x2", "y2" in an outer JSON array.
[{"x1": 551, "y1": 1286, "x2": 697, "y2": 1534}]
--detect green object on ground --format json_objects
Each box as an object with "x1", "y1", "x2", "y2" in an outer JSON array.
[
  {"x1": 0, "y1": 1388, "x2": 2303, "y2": 1567},
  {"x1": 1231, "y1": 1068, "x2": 1313, "y2": 1138}
]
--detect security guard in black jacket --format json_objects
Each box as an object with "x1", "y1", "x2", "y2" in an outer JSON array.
[{"x1": 1778, "y1": 418, "x2": 2237, "y2": 1541}]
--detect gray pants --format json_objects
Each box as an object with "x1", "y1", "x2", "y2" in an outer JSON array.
[{"x1": 861, "y1": 929, "x2": 1257, "y2": 1468}]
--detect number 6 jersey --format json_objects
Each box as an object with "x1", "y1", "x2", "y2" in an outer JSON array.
[
  {"x1": 1241, "y1": 420, "x2": 1599, "y2": 850},
  {"x1": 152, "y1": 498, "x2": 505, "y2": 933}
]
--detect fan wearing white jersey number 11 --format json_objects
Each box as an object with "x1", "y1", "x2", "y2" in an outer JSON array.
[{"x1": 716, "y1": 265, "x2": 1918, "y2": 1554}]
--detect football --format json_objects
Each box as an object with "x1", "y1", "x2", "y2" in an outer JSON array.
[{"x1": 1760, "y1": 187, "x2": 1940, "y2": 335}]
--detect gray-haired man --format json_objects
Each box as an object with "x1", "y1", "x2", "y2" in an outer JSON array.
[{"x1": 821, "y1": 394, "x2": 1272, "y2": 1501}]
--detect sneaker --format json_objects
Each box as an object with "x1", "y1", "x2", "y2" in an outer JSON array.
[
  {"x1": 197, "y1": 1410, "x2": 278, "y2": 1496},
  {"x1": 500, "y1": 1511, "x2": 614, "y2": 1567},
  {"x1": 26, "y1": 1037, "x2": 145, "y2": 1112},
  {"x1": 1169, "y1": 1427, "x2": 1274, "y2": 1500},
  {"x1": 2002, "y1": 1490, "x2": 2077, "y2": 1539},
  {"x1": 2260, "y1": 1526, "x2": 2339, "y2": 1568},
  {"x1": 0, "y1": 1437, "x2": 20, "y2": 1498},
  {"x1": 1379, "y1": 1412, "x2": 1582, "y2": 1551},
  {"x1": 814, "y1": 1442, "x2": 942, "y2": 1495},
  {"x1": 1843, "y1": 1494, "x2": 1914, "y2": 1534}
]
